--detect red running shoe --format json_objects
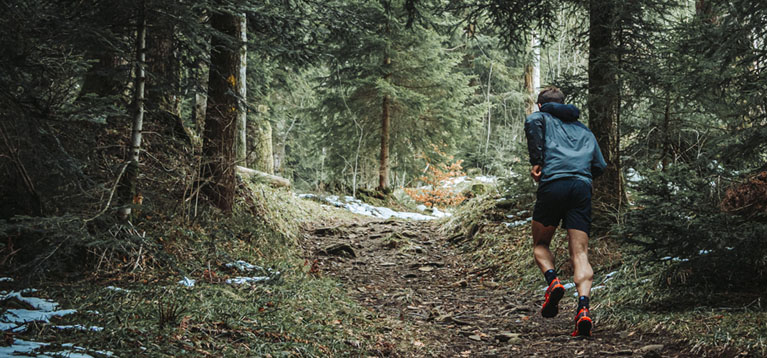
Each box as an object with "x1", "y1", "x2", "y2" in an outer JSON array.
[
  {"x1": 541, "y1": 278, "x2": 565, "y2": 318},
  {"x1": 571, "y1": 307, "x2": 593, "y2": 337}
]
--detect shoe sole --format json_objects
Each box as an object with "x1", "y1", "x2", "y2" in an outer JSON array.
[
  {"x1": 576, "y1": 317, "x2": 592, "y2": 336},
  {"x1": 541, "y1": 285, "x2": 565, "y2": 318}
]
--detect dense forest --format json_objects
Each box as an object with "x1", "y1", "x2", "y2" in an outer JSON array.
[{"x1": 1, "y1": 0, "x2": 766, "y2": 357}]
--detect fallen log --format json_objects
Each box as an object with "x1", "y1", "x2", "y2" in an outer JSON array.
[{"x1": 236, "y1": 166, "x2": 290, "y2": 188}]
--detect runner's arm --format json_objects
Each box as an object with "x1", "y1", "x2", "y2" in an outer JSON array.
[{"x1": 524, "y1": 115, "x2": 546, "y2": 166}]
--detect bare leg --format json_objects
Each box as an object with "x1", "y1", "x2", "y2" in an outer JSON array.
[
  {"x1": 532, "y1": 220, "x2": 557, "y2": 274},
  {"x1": 567, "y1": 228, "x2": 593, "y2": 297}
]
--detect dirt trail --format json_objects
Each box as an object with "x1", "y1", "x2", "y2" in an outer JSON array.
[{"x1": 306, "y1": 218, "x2": 692, "y2": 357}]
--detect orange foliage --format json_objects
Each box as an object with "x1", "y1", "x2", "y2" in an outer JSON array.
[
  {"x1": 404, "y1": 144, "x2": 467, "y2": 208},
  {"x1": 721, "y1": 171, "x2": 767, "y2": 215}
]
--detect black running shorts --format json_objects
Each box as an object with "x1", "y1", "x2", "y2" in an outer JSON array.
[{"x1": 532, "y1": 178, "x2": 592, "y2": 235}]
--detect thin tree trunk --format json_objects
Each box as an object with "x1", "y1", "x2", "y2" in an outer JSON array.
[
  {"x1": 532, "y1": 32, "x2": 541, "y2": 93},
  {"x1": 202, "y1": 9, "x2": 242, "y2": 213},
  {"x1": 588, "y1": 0, "x2": 625, "y2": 210},
  {"x1": 660, "y1": 93, "x2": 671, "y2": 171},
  {"x1": 378, "y1": 55, "x2": 391, "y2": 192},
  {"x1": 484, "y1": 62, "x2": 493, "y2": 156},
  {"x1": 118, "y1": 1, "x2": 147, "y2": 220},
  {"x1": 235, "y1": 14, "x2": 248, "y2": 163}
]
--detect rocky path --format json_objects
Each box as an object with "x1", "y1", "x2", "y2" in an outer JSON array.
[{"x1": 305, "y1": 218, "x2": 693, "y2": 357}]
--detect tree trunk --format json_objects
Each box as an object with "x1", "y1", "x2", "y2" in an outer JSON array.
[
  {"x1": 247, "y1": 118, "x2": 274, "y2": 174},
  {"x1": 118, "y1": 1, "x2": 147, "y2": 220},
  {"x1": 378, "y1": 56, "x2": 391, "y2": 192},
  {"x1": 660, "y1": 93, "x2": 671, "y2": 170},
  {"x1": 588, "y1": 0, "x2": 625, "y2": 210},
  {"x1": 201, "y1": 10, "x2": 242, "y2": 213},
  {"x1": 145, "y1": 8, "x2": 187, "y2": 141},
  {"x1": 524, "y1": 31, "x2": 541, "y2": 116},
  {"x1": 235, "y1": 14, "x2": 248, "y2": 163}
]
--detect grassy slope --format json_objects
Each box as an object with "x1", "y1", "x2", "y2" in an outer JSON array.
[
  {"x1": 2, "y1": 182, "x2": 381, "y2": 357},
  {"x1": 440, "y1": 192, "x2": 766, "y2": 356}
]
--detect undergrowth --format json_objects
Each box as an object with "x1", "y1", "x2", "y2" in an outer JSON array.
[
  {"x1": 1, "y1": 180, "x2": 382, "y2": 357},
  {"x1": 441, "y1": 176, "x2": 766, "y2": 356}
]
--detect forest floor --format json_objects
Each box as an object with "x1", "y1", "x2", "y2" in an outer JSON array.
[{"x1": 305, "y1": 217, "x2": 695, "y2": 357}]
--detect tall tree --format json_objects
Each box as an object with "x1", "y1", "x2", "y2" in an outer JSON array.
[
  {"x1": 587, "y1": 0, "x2": 624, "y2": 208},
  {"x1": 118, "y1": 1, "x2": 148, "y2": 219},
  {"x1": 319, "y1": 0, "x2": 478, "y2": 193},
  {"x1": 202, "y1": 8, "x2": 243, "y2": 212}
]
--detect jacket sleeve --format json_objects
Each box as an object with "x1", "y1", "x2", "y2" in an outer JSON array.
[
  {"x1": 591, "y1": 136, "x2": 607, "y2": 178},
  {"x1": 524, "y1": 114, "x2": 546, "y2": 166}
]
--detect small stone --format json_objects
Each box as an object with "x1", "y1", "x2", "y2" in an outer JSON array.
[
  {"x1": 639, "y1": 344, "x2": 664, "y2": 353},
  {"x1": 495, "y1": 332, "x2": 521, "y2": 342},
  {"x1": 418, "y1": 266, "x2": 434, "y2": 272},
  {"x1": 468, "y1": 335, "x2": 482, "y2": 341}
]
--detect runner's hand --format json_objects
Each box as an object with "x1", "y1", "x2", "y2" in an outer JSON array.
[{"x1": 530, "y1": 165, "x2": 542, "y2": 182}]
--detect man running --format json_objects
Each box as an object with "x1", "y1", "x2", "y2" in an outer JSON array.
[{"x1": 524, "y1": 86, "x2": 607, "y2": 337}]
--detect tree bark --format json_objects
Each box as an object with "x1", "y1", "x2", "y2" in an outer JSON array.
[
  {"x1": 145, "y1": 7, "x2": 187, "y2": 141},
  {"x1": 118, "y1": 1, "x2": 147, "y2": 220},
  {"x1": 202, "y1": 10, "x2": 242, "y2": 213},
  {"x1": 588, "y1": 0, "x2": 625, "y2": 210},
  {"x1": 235, "y1": 14, "x2": 248, "y2": 163},
  {"x1": 378, "y1": 55, "x2": 392, "y2": 192}
]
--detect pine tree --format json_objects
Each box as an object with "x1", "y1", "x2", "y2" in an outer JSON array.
[
  {"x1": 202, "y1": 7, "x2": 244, "y2": 212},
  {"x1": 319, "y1": 0, "x2": 479, "y2": 193}
]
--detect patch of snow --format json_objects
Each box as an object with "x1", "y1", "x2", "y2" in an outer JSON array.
[
  {"x1": 1, "y1": 291, "x2": 110, "y2": 358},
  {"x1": 505, "y1": 217, "x2": 532, "y2": 228},
  {"x1": 660, "y1": 256, "x2": 689, "y2": 262},
  {"x1": 1, "y1": 291, "x2": 78, "y2": 333},
  {"x1": 299, "y1": 194, "x2": 448, "y2": 220},
  {"x1": 0, "y1": 277, "x2": 13, "y2": 282},
  {"x1": 475, "y1": 175, "x2": 496, "y2": 183},
  {"x1": 105, "y1": 286, "x2": 130, "y2": 293},
  {"x1": 2, "y1": 291, "x2": 59, "y2": 311},
  {"x1": 226, "y1": 276, "x2": 271, "y2": 285},
  {"x1": 698, "y1": 249, "x2": 711, "y2": 255},
  {"x1": 626, "y1": 168, "x2": 644, "y2": 183},
  {"x1": 441, "y1": 176, "x2": 467, "y2": 188},
  {"x1": 0, "y1": 338, "x2": 48, "y2": 356},
  {"x1": 178, "y1": 277, "x2": 196, "y2": 287},
  {"x1": 53, "y1": 324, "x2": 104, "y2": 332},
  {"x1": 416, "y1": 204, "x2": 428, "y2": 212},
  {"x1": 225, "y1": 260, "x2": 261, "y2": 272}
]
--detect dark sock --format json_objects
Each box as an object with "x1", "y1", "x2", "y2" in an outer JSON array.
[
  {"x1": 544, "y1": 269, "x2": 557, "y2": 285},
  {"x1": 578, "y1": 296, "x2": 590, "y2": 310}
]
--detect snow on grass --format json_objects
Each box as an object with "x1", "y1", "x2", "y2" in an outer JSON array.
[
  {"x1": 225, "y1": 260, "x2": 260, "y2": 272},
  {"x1": 0, "y1": 277, "x2": 13, "y2": 282},
  {"x1": 53, "y1": 324, "x2": 104, "y2": 332},
  {"x1": 104, "y1": 286, "x2": 130, "y2": 293},
  {"x1": 1, "y1": 291, "x2": 77, "y2": 333},
  {"x1": 178, "y1": 277, "x2": 196, "y2": 287},
  {"x1": 225, "y1": 261, "x2": 280, "y2": 285},
  {"x1": 474, "y1": 175, "x2": 496, "y2": 183},
  {"x1": 505, "y1": 217, "x2": 532, "y2": 228},
  {"x1": 299, "y1": 194, "x2": 446, "y2": 220},
  {"x1": 226, "y1": 276, "x2": 272, "y2": 285},
  {"x1": 1, "y1": 290, "x2": 112, "y2": 357}
]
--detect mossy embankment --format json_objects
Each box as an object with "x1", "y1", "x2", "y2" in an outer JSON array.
[
  {"x1": 440, "y1": 191, "x2": 766, "y2": 356},
  {"x1": 1, "y1": 180, "x2": 383, "y2": 357}
]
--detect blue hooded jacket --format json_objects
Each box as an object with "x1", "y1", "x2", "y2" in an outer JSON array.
[{"x1": 524, "y1": 103, "x2": 607, "y2": 184}]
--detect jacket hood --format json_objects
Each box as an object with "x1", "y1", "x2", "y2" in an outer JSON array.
[{"x1": 540, "y1": 103, "x2": 580, "y2": 122}]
